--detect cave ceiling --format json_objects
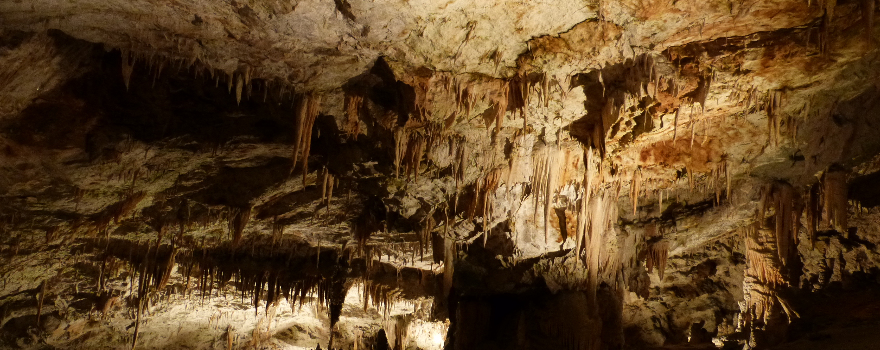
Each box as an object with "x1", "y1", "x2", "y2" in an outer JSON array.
[{"x1": 3, "y1": 0, "x2": 880, "y2": 349}]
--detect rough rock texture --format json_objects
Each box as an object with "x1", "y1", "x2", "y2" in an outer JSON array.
[{"x1": 4, "y1": 0, "x2": 880, "y2": 349}]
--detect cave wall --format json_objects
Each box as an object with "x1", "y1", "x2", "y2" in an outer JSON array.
[{"x1": 4, "y1": 1, "x2": 880, "y2": 349}]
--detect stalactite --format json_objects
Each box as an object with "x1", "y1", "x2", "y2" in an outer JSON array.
[
  {"x1": 630, "y1": 168, "x2": 641, "y2": 215},
  {"x1": 494, "y1": 81, "x2": 510, "y2": 134},
  {"x1": 443, "y1": 233, "x2": 455, "y2": 299},
  {"x1": 228, "y1": 207, "x2": 252, "y2": 247},
  {"x1": 822, "y1": 168, "x2": 848, "y2": 232},
  {"x1": 157, "y1": 250, "x2": 177, "y2": 291},
  {"x1": 35, "y1": 280, "x2": 46, "y2": 327},
  {"x1": 419, "y1": 215, "x2": 435, "y2": 260},
  {"x1": 321, "y1": 167, "x2": 336, "y2": 208},
  {"x1": 291, "y1": 94, "x2": 321, "y2": 185},
  {"x1": 394, "y1": 127, "x2": 409, "y2": 179},
  {"x1": 725, "y1": 158, "x2": 731, "y2": 201},
  {"x1": 121, "y1": 50, "x2": 135, "y2": 91},
  {"x1": 865, "y1": 0, "x2": 875, "y2": 47},
  {"x1": 132, "y1": 296, "x2": 143, "y2": 350},
  {"x1": 690, "y1": 103, "x2": 697, "y2": 149},
  {"x1": 344, "y1": 93, "x2": 363, "y2": 140},
  {"x1": 805, "y1": 183, "x2": 820, "y2": 247},
  {"x1": 576, "y1": 147, "x2": 596, "y2": 258},
  {"x1": 235, "y1": 74, "x2": 244, "y2": 105}
]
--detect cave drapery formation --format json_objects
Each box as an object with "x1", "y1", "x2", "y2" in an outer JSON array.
[{"x1": 7, "y1": 1, "x2": 880, "y2": 350}]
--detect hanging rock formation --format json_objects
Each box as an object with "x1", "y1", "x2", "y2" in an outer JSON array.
[{"x1": 4, "y1": 1, "x2": 880, "y2": 349}]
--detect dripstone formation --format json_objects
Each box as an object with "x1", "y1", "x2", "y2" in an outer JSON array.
[{"x1": 3, "y1": 1, "x2": 880, "y2": 349}]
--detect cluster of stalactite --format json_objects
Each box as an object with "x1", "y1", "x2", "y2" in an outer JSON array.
[
  {"x1": 115, "y1": 48, "x2": 307, "y2": 107},
  {"x1": 425, "y1": 72, "x2": 552, "y2": 133},
  {"x1": 78, "y1": 238, "x2": 445, "y2": 349},
  {"x1": 468, "y1": 168, "x2": 503, "y2": 246},
  {"x1": 740, "y1": 233, "x2": 799, "y2": 349},
  {"x1": 89, "y1": 191, "x2": 147, "y2": 236},
  {"x1": 579, "y1": 189, "x2": 622, "y2": 301},
  {"x1": 138, "y1": 201, "x2": 272, "y2": 250},
  {"x1": 383, "y1": 314, "x2": 414, "y2": 350},
  {"x1": 644, "y1": 241, "x2": 669, "y2": 280},
  {"x1": 743, "y1": 224, "x2": 787, "y2": 289},
  {"x1": 362, "y1": 279, "x2": 402, "y2": 316},
  {"x1": 291, "y1": 93, "x2": 322, "y2": 184},
  {"x1": 792, "y1": 167, "x2": 847, "y2": 251},
  {"x1": 758, "y1": 181, "x2": 801, "y2": 268},
  {"x1": 533, "y1": 145, "x2": 566, "y2": 244},
  {"x1": 98, "y1": 44, "x2": 853, "y2": 350},
  {"x1": 737, "y1": 173, "x2": 852, "y2": 347},
  {"x1": 402, "y1": 132, "x2": 427, "y2": 181},
  {"x1": 393, "y1": 127, "x2": 444, "y2": 181},
  {"x1": 98, "y1": 240, "x2": 356, "y2": 309},
  {"x1": 740, "y1": 181, "x2": 801, "y2": 347},
  {"x1": 765, "y1": 90, "x2": 786, "y2": 146}
]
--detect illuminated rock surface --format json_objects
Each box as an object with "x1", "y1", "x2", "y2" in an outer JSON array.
[{"x1": 3, "y1": 1, "x2": 880, "y2": 349}]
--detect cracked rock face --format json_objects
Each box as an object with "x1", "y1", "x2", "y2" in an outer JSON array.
[{"x1": 5, "y1": 1, "x2": 880, "y2": 349}]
